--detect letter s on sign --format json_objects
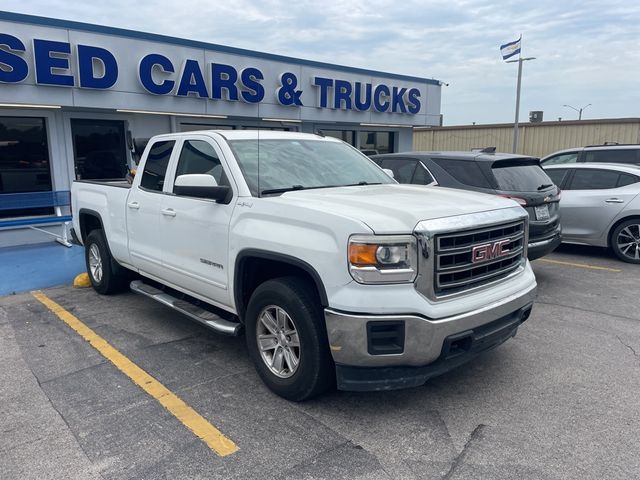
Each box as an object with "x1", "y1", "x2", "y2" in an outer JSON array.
[{"x1": 0, "y1": 34, "x2": 28, "y2": 83}]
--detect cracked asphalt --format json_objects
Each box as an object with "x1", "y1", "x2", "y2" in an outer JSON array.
[{"x1": 1, "y1": 244, "x2": 639, "y2": 479}]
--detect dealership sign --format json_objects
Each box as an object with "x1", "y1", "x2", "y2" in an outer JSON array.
[{"x1": 0, "y1": 33, "x2": 423, "y2": 114}]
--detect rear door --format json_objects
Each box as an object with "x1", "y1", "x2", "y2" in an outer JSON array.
[
  {"x1": 159, "y1": 136, "x2": 235, "y2": 306},
  {"x1": 126, "y1": 139, "x2": 176, "y2": 277},
  {"x1": 560, "y1": 168, "x2": 639, "y2": 242}
]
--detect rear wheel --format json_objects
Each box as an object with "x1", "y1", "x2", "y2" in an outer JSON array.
[
  {"x1": 611, "y1": 220, "x2": 640, "y2": 264},
  {"x1": 85, "y1": 229, "x2": 130, "y2": 294},
  {"x1": 245, "y1": 276, "x2": 334, "y2": 401}
]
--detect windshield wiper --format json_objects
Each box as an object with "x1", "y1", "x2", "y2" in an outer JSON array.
[
  {"x1": 537, "y1": 183, "x2": 554, "y2": 190},
  {"x1": 260, "y1": 185, "x2": 306, "y2": 195},
  {"x1": 340, "y1": 181, "x2": 383, "y2": 187},
  {"x1": 261, "y1": 182, "x2": 383, "y2": 195}
]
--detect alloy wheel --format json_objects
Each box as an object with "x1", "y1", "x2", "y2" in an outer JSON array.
[
  {"x1": 616, "y1": 224, "x2": 640, "y2": 261},
  {"x1": 256, "y1": 305, "x2": 301, "y2": 378},
  {"x1": 88, "y1": 243, "x2": 103, "y2": 283}
]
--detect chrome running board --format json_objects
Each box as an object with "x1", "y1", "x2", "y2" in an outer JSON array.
[{"x1": 130, "y1": 280, "x2": 241, "y2": 336}]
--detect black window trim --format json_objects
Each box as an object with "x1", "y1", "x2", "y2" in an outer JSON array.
[{"x1": 545, "y1": 168, "x2": 571, "y2": 189}]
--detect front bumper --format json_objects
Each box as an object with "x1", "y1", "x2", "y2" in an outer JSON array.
[
  {"x1": 335, "y1": 303, "x2": 532, "y2": 391},
  {"x1": 325, "y1": 282, "x2": 536, "y2": 390}
]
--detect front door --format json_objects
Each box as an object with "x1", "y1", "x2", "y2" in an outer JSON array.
[{"x1": 160, "y1": 137, "x2": 235, "y2": 306}]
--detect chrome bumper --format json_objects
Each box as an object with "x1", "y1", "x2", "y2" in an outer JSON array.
[{"x1": 325, "y1": 282, "x2": 537, "y2": 367}]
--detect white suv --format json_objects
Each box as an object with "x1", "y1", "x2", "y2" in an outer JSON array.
[{"x1": 541, "y1": 144, "x2": 640, "y2": 166}]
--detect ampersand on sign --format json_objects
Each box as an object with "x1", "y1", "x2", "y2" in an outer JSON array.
[{"x1": 277, "y1": 72, "x2": 303, "y2": 106}]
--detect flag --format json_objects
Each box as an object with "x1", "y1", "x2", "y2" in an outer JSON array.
[{"x1": 500, "y1": 37, "x2": 521, "y2": 60}]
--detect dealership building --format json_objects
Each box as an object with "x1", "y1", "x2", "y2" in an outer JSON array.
[{"x1": 0, "y1": 12, "x2": 442, "y2": 247}]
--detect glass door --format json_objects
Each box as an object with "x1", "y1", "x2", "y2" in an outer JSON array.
[{"x1": 71, "y1": 119, "x2": 128, "y2": 180}]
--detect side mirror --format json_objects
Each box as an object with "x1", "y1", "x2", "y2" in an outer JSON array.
[
  {"x1": 382, "y1": 168, "x2": 395, "y2": 179},
  {"x1": 174, "y1": 174, "x2": 230, "y2": 203}
]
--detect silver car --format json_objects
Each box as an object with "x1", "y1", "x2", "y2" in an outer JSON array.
[{"x1": 544, "y1": 163, "x2": 640, "y2": 263}]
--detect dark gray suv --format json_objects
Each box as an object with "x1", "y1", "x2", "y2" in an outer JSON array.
[{"x1": 372, "y1": 150, "x2": 562, "y2": 260}]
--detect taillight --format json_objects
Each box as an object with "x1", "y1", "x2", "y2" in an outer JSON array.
[{"x1": 498, "y1": 194, "x2": 527, "y2": 206}]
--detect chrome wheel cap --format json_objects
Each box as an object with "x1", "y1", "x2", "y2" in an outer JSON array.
[
  {"x1": 256, "y1": 305, "x2": 300, "y2": 378},
  {"x1": 88, "y1": 243, "x2": 103, "y2": 283},
  {"x1": 617, "y1": 224, "x2": 640, "y2": 261}
]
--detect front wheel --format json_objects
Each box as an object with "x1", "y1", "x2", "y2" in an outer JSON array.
[
  {"x1": 245, "y1": 277, "x2": 334, "y2": 401},
  {"x1": 611, "y1": 220, "x2": 640, "y2": 264}
]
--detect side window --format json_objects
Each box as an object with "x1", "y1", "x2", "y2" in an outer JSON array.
[
  {"x1": 174, "y1": 140, "x2": 229, "y2": 192},
  {"x1": 584, "y1": 149, "x2": 639, "y2": 164},
  {"x1": 140, "y1": 140, "x2": 175, "y2": 192},
  {"x1": 618, "y1": 173, "x2": 640, "y2": 187},
  {"x1": 542, "y1": 152, "x2": 578, "y2": 165},
  {"x1": 566, "y1": 169, "x2": 620, "y2": 190},
  {"x1": 432, "y1": 158, "x2": 493, "y2": 188},
  {"x1": 545, "y1": 169, "x2": 569, "y2": 187},
  {"x1": 412, "y1": 162, "x2": 436, "y2": 185},
  {"x1": 380, "y1": 158, "x2": 418, "y2": 184}
]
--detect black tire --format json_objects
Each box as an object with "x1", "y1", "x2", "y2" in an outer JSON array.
[
  {"x1": 611, "y1": 220, "x2": 640, "y2": 264},
  {"x1": 245, "y1": 276, "x2": 334, "y2": 401},
  {"x1": 85, "y1": 229, "x2": 130, "y2": 294}
]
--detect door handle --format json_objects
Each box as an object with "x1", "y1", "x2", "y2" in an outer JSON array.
[
  {"x1": 161, "y1": 208, "x2": 177, "y2": 217},
  {"x1": 127, "y1": 201, "x2": 140, "y2": 210},
  {"x1": 605, "y1": 198, "x2": 625, "y2": 204}
]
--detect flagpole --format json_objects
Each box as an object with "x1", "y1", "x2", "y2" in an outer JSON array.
[
  {"x1": 512, "y1": 56, "x2": 523, "y2": 153},
  {"x1": 504, "y1": 35, "x2": 535, "y2": 154}
]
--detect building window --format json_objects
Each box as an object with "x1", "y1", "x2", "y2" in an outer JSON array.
[
  {"x1": 0, "y1": 116, "x2": 53, "y2": 219},
  {"x1": 71, "y1": 119, "x2": 128, "y2": 180},
  {"x1": 321, "y1": 130, "x2": 356, "y2": 146},
  {"x1": 359, "y1": 131, "x2": 395, "y2": 155}
]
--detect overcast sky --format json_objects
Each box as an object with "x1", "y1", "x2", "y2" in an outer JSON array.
[{"x1": 3, "y1": 1, "x2": 639, "y2": 125}]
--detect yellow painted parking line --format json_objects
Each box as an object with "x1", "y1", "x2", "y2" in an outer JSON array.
[
  {"x1": 31, "y1": 291, "x2": 239, "y2": 457},
  {"x1": 537, "y1": 258, "x2": 622, "y2": 273}
]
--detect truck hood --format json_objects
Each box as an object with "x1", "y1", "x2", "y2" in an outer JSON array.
[{"x1": 275, "y1": 184, "x2": 520, "y2": 233}]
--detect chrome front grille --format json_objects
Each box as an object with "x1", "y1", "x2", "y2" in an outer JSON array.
[{"x1": 433, "y1": 221, "x2": 526, "y2": 296}]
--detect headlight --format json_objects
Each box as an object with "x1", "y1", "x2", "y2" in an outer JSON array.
[{"x1": 348, "y1": 235, "x2": 418, "y2": 284}]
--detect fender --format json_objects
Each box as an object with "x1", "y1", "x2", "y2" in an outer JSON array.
[
  {"x1": 234, "y1": 248, "x2": 329, "y2": 318},
  {"x1": 78, "y1": 208, "x2": 127, "y2": 275}
]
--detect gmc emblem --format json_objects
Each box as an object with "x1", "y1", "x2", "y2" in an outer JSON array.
[{"x1": 472, "y1": 239, "x2": 512, "y2": 263}]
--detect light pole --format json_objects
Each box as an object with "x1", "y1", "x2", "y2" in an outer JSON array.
[
  {"x1": 506, "y1": 56, "x2": 535, "y2": 153},
  {"x1": 563, "y1": 103, "x2": 591, "y2": 120}
]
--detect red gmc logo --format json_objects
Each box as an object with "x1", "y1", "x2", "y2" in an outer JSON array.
[{"x1": 472, "y1": 239, "x2": 512, "y2": 263}]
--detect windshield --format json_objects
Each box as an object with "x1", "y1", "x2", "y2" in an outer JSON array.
[
  {"x1": 228, "y1": 139, "x2": 394, "y2": 196},
  {"x1": 491, "y1": 162, "x2": 554, "y2": 192}
]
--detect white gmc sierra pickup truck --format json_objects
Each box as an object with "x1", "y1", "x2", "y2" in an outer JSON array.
[{"x1": 71, "y1": 130, "x2": 537, "y2": 401}]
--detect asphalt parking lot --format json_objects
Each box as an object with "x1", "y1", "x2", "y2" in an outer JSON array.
[{"x1": 2, "y1": 245, "x2": 639, "y2": 480}]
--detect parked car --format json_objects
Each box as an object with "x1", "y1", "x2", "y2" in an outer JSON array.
[
  {"x1": 71, "y1": 131, "x2": 537, "y2": 401},
  {"x1": 544, "y1": 163, "x2": 640, "y2": 263},
  {"x1": 541, "y1": 143, "x2": 640, "y2": 166},
  {"x1": 372, "y1": 150, "x2": 561, "y2": 260}
]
